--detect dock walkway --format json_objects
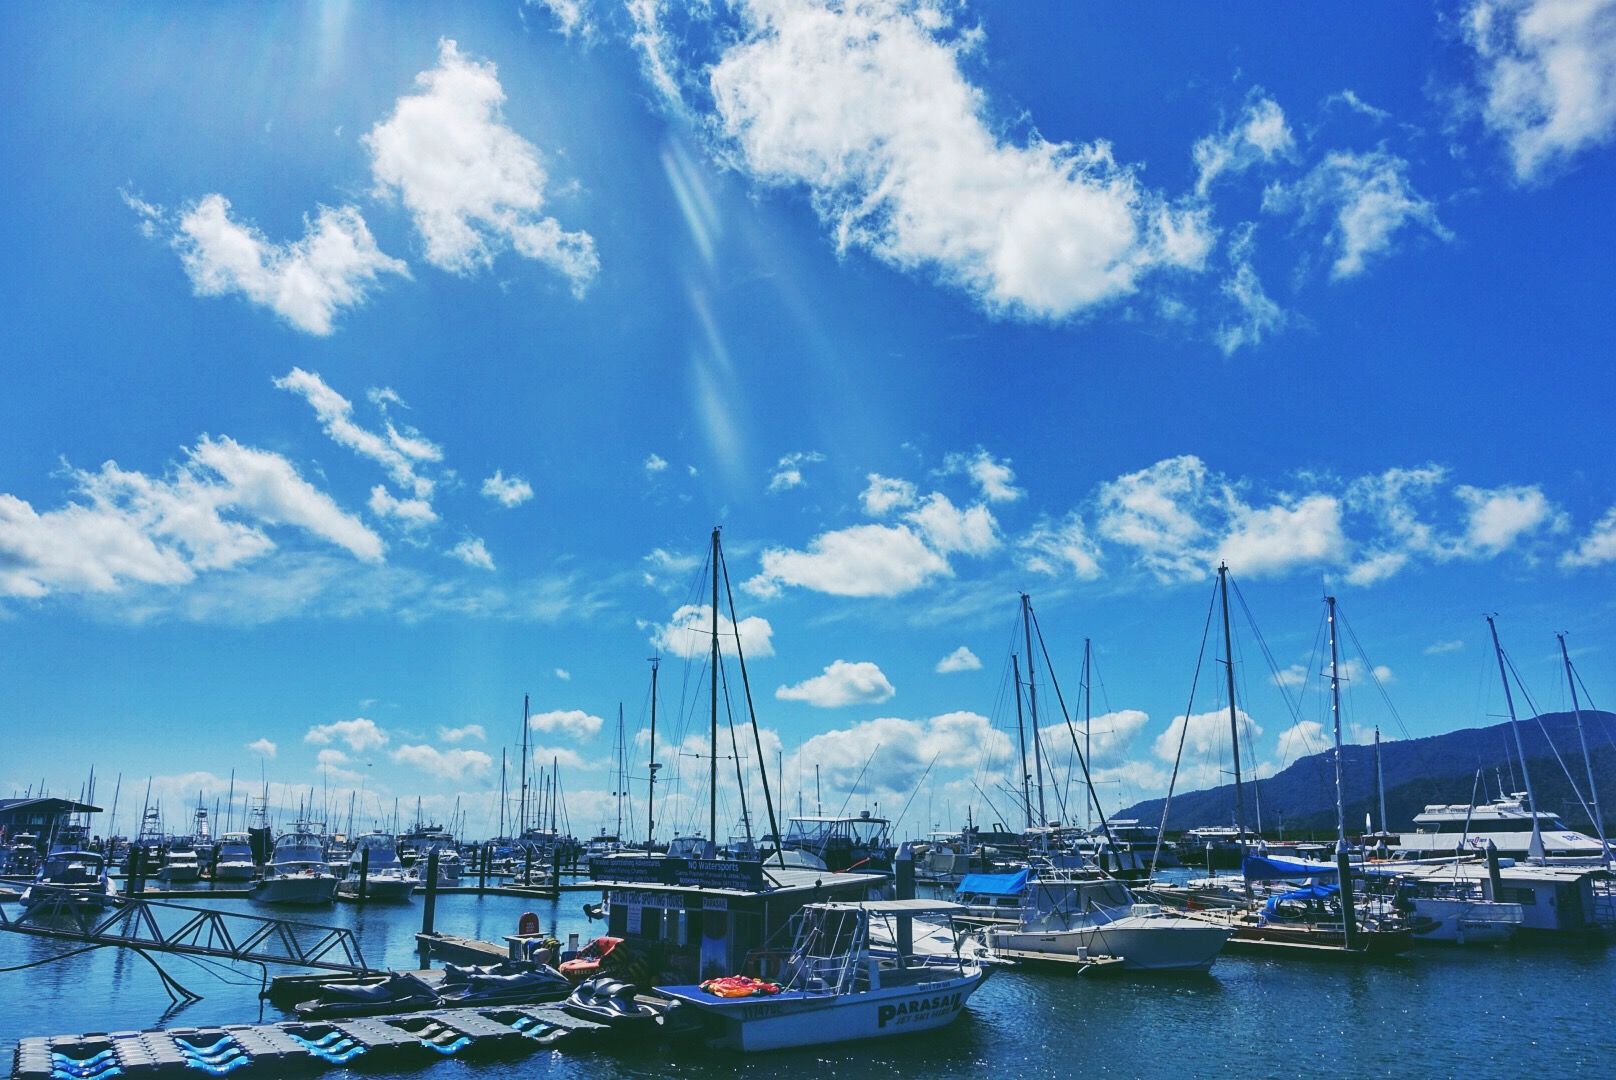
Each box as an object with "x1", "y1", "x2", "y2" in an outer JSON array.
[{"x1": 13, "y1": 1003, "x2": 610, "y2": 1079}]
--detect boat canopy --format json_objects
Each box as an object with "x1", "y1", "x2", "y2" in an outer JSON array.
[
  {"x1": 956, "y1": 869, "x2": 1029, "y2": 896},
  {"x1": 1261, "y1": 882, "x2": 1339, "y2": 917},
  {"x1": 1242, "y1": 854, "x2": 1340, "y2": 881}
]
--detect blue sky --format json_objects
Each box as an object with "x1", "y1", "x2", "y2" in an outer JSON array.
[{"x1": 3, "y1": 1, "x2": 1614, "y2": 840}]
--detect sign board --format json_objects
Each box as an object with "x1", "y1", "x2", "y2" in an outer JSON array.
[{"x1": 590, "y1": 856, "x2": 766, "y2": 892}]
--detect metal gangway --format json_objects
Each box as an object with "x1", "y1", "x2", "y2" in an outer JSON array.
[{"x1": 0, "y1": 886, "x2": 371, "y2": 974}]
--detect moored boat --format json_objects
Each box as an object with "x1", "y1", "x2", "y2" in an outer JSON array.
[{"x1": 249, "y1": 825, "x2": 337, "y2": 905}]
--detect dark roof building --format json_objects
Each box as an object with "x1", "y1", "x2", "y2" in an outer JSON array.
[{"x1": 0, "y1": 798, "x2": 102, "y2": 843}]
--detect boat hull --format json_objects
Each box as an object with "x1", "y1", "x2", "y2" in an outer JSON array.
[
  {"x1": 1409, "y1": 898, "x2": 1521, "y2": 945},
  {"x1": 157, "y1": 866, "x2": 200, "y2": 884},
  {"x1": 250, "y1": 875, "x2": 338, "y2": 905},
  {"x1": 987, "y1": 917, "x2": 1230, "y2": 972},
  {"x1": 211, "y1": 862, "x2": 257, "y2": 882},
  {"x1": 338, "y1": 876, "x2": 415, "y2": 902},
  {"x1": 664, "y1": 971, "x2": 985, "y2": 1052}
]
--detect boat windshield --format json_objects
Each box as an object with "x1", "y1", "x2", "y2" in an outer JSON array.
[{"x1": 42, "y1": 853, "x2": 105, "y2": 882}]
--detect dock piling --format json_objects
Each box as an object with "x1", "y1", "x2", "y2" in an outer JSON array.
[{"x1": 357, "y1": 847, "x2": 370, "y2": 907}]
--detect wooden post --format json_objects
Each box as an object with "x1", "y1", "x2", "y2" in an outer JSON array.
[
  {"x1": 523, "y1": 844, "x2": 534, "y2": 889},
  {"x1": 357, "y1": 847, "x2": 370, "y2": 907},
  {"x1": 421, "y1": 848, "x2": 440, "y2": 938},
  {"x1": 895, "y1": 843, "x2": 915, "y2": 967}
]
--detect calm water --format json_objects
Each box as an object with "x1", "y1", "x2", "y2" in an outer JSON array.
[{"x1": 3, "y1": 889, "x2": 1613, "y2": 1078}]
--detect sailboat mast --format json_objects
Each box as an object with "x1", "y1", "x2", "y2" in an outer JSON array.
[
  {"x1": 1558, "y1": 633, "x2": 1609, "y2": 866},
  {"x1": 1374, "y1": 726, "x2": 1388, "y2": 836},
  {"x1": 1486, "y1": 615, "x2": 1544, "y2": 860},
  {"x1": 1217, "y1": 564, "x2": 1248, "y2": 840},
  {"x1": 519, "y1": 693, "x2": 531, "y2": 836},
  {"x1": 498, "y1": 749, "x2": 507, "y2": 839},
  {"x1": 1020, "y1": 594, "x2": 1047, "y2": 831},
  {"x1": 647, "y1": 656, "x2": 660, "y2": 848},
  {"x1": 615, "y1": 704, "x2": 625, "y2": 840},
  {"x1": 1326, "y1": 596, "x2": 1348, "y2": 853},
  {"x1": 1082, "y1": 639, "x2": 1092, "y2": 829},
  {"x1": 709, "y1": 526, "x2": 720, "y2": 846},
  {"x1": 1012, "y1": 653, "x2": 1032, "y2": 830}
]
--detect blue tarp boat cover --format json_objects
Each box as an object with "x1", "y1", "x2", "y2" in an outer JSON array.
[
  {"x1": 1262, "y1": 882, "x2": 1340, "y2": 918},
  {"x1": 1242, "y1": 854, "x2": 1340, "y2": 881},
  {"x1": 954, "y1": 869, "x2": 1029, "y2": 897}
]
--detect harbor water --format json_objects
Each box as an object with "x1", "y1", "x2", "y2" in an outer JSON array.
[{"x1": 2, "y1": 888, "x2": 1612, "y2": 1078}]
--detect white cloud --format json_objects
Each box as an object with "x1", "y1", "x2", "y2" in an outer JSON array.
[
  {"x1": 365, "y1": 39, "x2": 598, "y2": 291},
  {"x1": 1093, "y1": 455, "x2": 1215, "y2": 582},
  {"x1": 789, "y1": 711, "x2": 1012, "y2": 802},
  {"x1": 1561, "y1": 506, "x2": 1616, "y2": 568},
  {"x1": 369, "y1": 485, "x2": 437, "y2": 529},
  {"x1": 316, "y1": 748, "x2": 350, "y2": 767},
  {"x1": 767, "y1": 450, "x2": 825, "y2": 493},
  {"x1": 1019, "y1": 512, "x2": 1104, "y2": 580},
  {"x1": 935, "y1": 646, "x2": 982, "y2": 674},
  {"x1": 1192, "y1": 91, "x2": 1295, "y2": 196},
  {"x1": 555, "y1": 668, "x2": 572, "y2": 680},
  {"x1": 438, "y1": 724, "x2": 487, "y2": 743},
  {"x1": 747, "y1": 523, "x2": 951, "y2": 598},
  {"x1": 1264, "y1": 149, "x2": 1451, "y2": 279},
  {"x1": 529, "y1": 709, "x2": 605, "y2": 740},
  {"x1": 1324, "y1": 89, "x2": 1392, "y2": 123},
  {"x1": 275, "y1": 368, "x2": 439, "y2": 500},
  {"x1": 1275, "y1": 719, "x2": 1326, "y2": 762},
  {"x1": 1425, "y1": 639, "x2": 1466, "y2": 654},
  {"x1": 904, "y1": 494, "x2": 999, "y2": 556},
  {"x1": 304, "y1": 717, "x2": 390, "y2": 753},
  {"x1": 1215, "y1": 494, "x2": 1347, "y2": 577},
  {"x1": 944, "y1": 449, "x2": 1024, "y2": 503},
  {"x1": 643, "y1": 453, "x2": 670, "y2": 474},
  {"x1": 246, "y1": 737, "x2": 278, "y2": 759},
  {"x1": 157, "y1": 194, "x2": 407, "y2": 335},
  {"x1": 1455, "y1": 483, "x2": 1559, "y2": 553},
  {"x1": 526, "y1": 0, "x2": 594, "y2": 39},
  {"x1": 648, "y1": 603, "x2": 776, "y2": 659},
  {"x1": 0, "y1": 436, "x2": 382, "y2": 600},
  {"x1": 1273, "y1": 664, "x2": 1310, "y2": 689},
  {"x1": 860, "y1": 474, "x2": 918, "y2": 516},
  {"x1": 482, "y1": 471, "x2": 534, "y2": 507},
  {"x1": 450, "y1": 537, "x2": 496, "y2": 571},
  {"x1": 391, "y1": 743, "x2": 493, "y2": 780},
  {"x1": 1215, "y1": 223, "x2": 1285, "y2": 356},
  {"x1": 1464, "y1": 0, "x2": 1616, "y2": 182},
  {"x1": 705, "y1": 0, "x2": 1212, "y2": 321},
  {"x1": 1040, "y1": 708, "x2": 1151, "y2": 766},
  {"x1": 1343, "y1": 550, "x2": 1410, "y2": 587},
  {"x1": 1151, "y1": 707, "x2": 1265, "y2": 791},
  {"x1": 776, "y1": 660, "x2": 896, "y2": 708},
  {"x1": 530, "y1": 745, "x2": 592, "y2": 770}
]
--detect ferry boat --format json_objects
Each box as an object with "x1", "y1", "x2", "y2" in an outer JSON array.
[
  {"x1": 1175, "y1": 826, "x2": 1263, "y2": 869},
  {"x1": 341, "y1": 832, "x2": 416, "y2": 902},
  {"x1": 249, "y1": 825, "x2": 337, "y2": 905},
  {"x1": 212, "y1": 832, "x2": 258, "y2": 881},
  {"x1": 1398, "y1": 794, "x2": 1609, "y2": 861},
  {"x1": 659, "y1": 899, "x2": 987, "y2": 1051}
]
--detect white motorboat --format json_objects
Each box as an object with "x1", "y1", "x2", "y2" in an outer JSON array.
[
  {"x1": 21, "y1": 846, "x2": 118, "y2": 911},
  {"x1": 340, "y1": 832, "x2": 416, "y2": 902},
  {"x1": 1398, "y1": 794, "x2": 1608, "y2": 861},
  {"x1": 981, "y1": 864, "x2": 1230, "y2": 972},
  {"x1": 249, "y1": 826, "x2": 337, "y2": 905},
  {"x1": 157, "y1": 843, "x2": 201, "y2": 884},
  {"x1": 212, "y1": 833, "x2": 258, "y2": 881},
  {"x1": 659, "y1": 899, "x2": 988, "y2": 1052}
]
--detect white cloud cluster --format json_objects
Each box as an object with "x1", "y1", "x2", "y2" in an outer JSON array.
[
  {"x1": 304, "y1": 717, "x2": 390, "y2": 753},
  {"x1": 1215, "y1": 223, "x2": 1285, "y2": 356},
  {"x1": 935, "y1": 646, "x2": 982, "y2": 674},
  {"x1": 529, "y1": 709, "x2": 605, "y2": 740},
  {"x1": 0, "y1": 436, "x2": 382, "y2": 601},
  {"x1": 1263, "y1": 149, "x2": 1451, "y2": 279},
  {"x1": 154, "y1": 194, "x2": 407, "y2": 335},
  {"x1": 391, "y1": 743, "x2": 494, "y2": 779},
  {"x1": 245, "y1": 737, "x2": 278, "y2": 759},
  {"x1": 526, "y1": 0, "x2": 595, "y2": 39},
  {"x1": 365, "y1": 39, "x2": 599, "y2": 292},
  {"x1": 860, "y1": 474, "x2": 918, "y2": 516},
  {"x1": 648, "y1": 603, "x2": 776, "y2": 659},
  {"x1": 788, "y1": 710, "x2": 1012, "y2": 802},
  {"x1": 1562, "y1": 506, "x2": 1616, "y2": 568},
  {"x1": 775, "y1": 659, "x2": 895, "y2": 707},
  {"x1": 767, "y1": 450, "x2": 825, "y2": 493},
  {"x1": 275, "y1": 368, "x2": 441, "y2": 500},
  {"x1": 450, "y1": 536, "x2": 496, "y2": 571},
  {"x1": 1019, "y1": 512, "x2": 1103, "y2": 580},
  {"x1": 482, "y1": 470, "x2": 534, "y2": 507},
  {"x1": 943, "y1": 449, "x2": 1024, "y2": 504},
  {"x1": 369, "y1": 486, "x2": 437, "y2": 529},
  {"x1": 1193, "y1": 91, "x2": 1295, "y2": 196},
  {"x1": 438, "y1": 724, "x2": 487, "y2": 743},
  {"x1": 1464, "y1": 0, "x2": 1616, "y2": 182},
  {"x1": 705, "y1": 0, "x2": 1212, "y2": 322}
]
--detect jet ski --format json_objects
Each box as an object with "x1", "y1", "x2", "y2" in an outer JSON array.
[
  {"x1": 293, "y1": 972, "x2": 440, "y2": 1019},
  {"x1": 562, "y1": 976, "x2": 661, "y2": 1026}
]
